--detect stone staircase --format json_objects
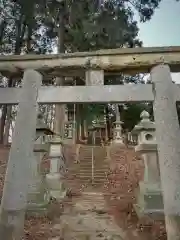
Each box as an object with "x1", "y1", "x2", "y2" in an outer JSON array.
[
  {"x1": 63, "y1": 144, "x2": 109, "y2": 193},
  {"x1": 74, "y1": 191, "x2": 108, "y2": 212},
  {"x1": 78, "y1": 145, "x2": 108, "y2": 187},
  {"x1": 63, "y1": 144, "x2": 82, "y2": 194}
]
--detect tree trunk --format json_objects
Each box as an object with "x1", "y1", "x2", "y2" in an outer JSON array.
[
  {"x1": 2, "y1": 78, "x2": 13, "y2": 145},
  {"x1": 54, "y1": 6, "x2": 65, "y2": 137},
  {"x1": 75, "y1": 104, "x2": 80, "y2": 143},
  {"x1": 105, "y1": 105, "x2": 110, "y2": 140},
  {"x1": 0, "y1": 106, "x2": 7, "y2": 143},
  {"x1": 2, "y1": 15, "x2": 26, "y2": 144},
  {"x1": 79, "y1": 104, "x2": 85, "y2": 140},
  {"x1": 0, "y1": 19, "x2": 6, "y2": 45},
  {"x1": 3, "y1": 106, "x2": 11, "y2": 145},
  {"x1": 80, "y1": 120, "x2": 85, "y2": 140}
]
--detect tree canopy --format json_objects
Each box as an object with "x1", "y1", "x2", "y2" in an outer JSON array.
[
  {"x1": 0, "y1": 0, "x2": 163, "y2": 55},
  {"x1": 0, "y1": 0, "x2": 167, "y2": 141}
]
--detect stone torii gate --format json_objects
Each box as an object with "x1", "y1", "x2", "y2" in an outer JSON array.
[{"x1": 0, "y1": 47, "x2": 180, "y2": 239}]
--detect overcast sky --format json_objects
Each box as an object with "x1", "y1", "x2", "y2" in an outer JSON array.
[{"x1": 135, "y1": 0, "x2": 180, "y2": 82}]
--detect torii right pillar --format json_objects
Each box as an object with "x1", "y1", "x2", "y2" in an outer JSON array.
[{"x1": 151, "y1": 64, "x2": 180, "y2": 240}]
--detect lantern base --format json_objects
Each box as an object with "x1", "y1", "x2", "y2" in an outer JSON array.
[
  {"x1": 46, "y1": 173, "x2": 67, "y2": 201},
  {"x1": 134, "y1": 181, "x2": 164, "y2": 220},
  {"x1": 49, "y1": 190, "x2": 67, "y2": 201},
  {"x1": 26, "y1": 191, "x2": 50, "y2": 216},
  {"x1": 133, "y1": 204, "x2": 164, "y2": 220},
  {"x1": 112, "y1": 138, "x2": 124, "y2": 144}
]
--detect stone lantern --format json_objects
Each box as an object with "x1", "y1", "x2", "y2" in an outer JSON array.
[
  {"x1": 132, "y1": 110, "x2": 163, "y2": 220},
  {"x1": 112, "y1": 104, "x2": 124, "y2": 145},
  {"x1": 66, "y1": 121, "x2": 74, "y2": 139},
  {"x1": 46, "y1": 135, "x2": 67, "y2": 200},
  {"x1": 113, "y1": 120, "x2": 124, "y2": 144},
  {"x1": 27, "y1": 113, "x2": 54, "y2": 214},
  {"x1": 93, "y1": 121, "x2": 106, "y2": 145}
]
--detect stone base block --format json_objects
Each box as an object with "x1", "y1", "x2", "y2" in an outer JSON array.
[
  {"x1": 113, "y1": 139, "x2": 124, "y2": 145},
  {"x1": 34, "y1": 143, "x2": 50, "y2": 152},
  {"x1": 26, "y1": 202, "x2": 49, "y2": 217},
  {"x1": 133, "y1": 204, "x2": 164, "y2": 220},
  {"x1": 111, "y1": 139, "x2": 125, "y2": 147},
  {"x1": 49, "y1": 189, "x2": 67, "y2": 201},
  {"x1": 63, "y1": 139, "x2": 74, "y2": 145},
  {"x1": 134, "y1": 182, "x2": 164, "y2": 220},
  {"x1": 46, "y1": 173, "x2": 66, "y2": 200},
  {"x1": 26, "y1": 191, "x2": 50, "y2": 216},
  {"x1": 46, "y1": 173, "x2": 64, "y2": 189}
]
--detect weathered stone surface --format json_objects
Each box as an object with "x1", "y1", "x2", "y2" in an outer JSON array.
[
  {"x1": 0, "y1": 144, "x2": 167, "y2": 239},
  {"x1": 1, "y1": 46, "x2": 180, "y2": 77},
  {"x1": 46, "y1": 136, "x2": 66, "y2": 200}
]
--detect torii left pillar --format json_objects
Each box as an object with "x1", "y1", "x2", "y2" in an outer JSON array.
[{"x1": 0, "y1": 70, "x2": 42, "y2": 240}]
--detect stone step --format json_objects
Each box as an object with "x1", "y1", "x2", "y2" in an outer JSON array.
[
  {"x1": 81, "y1": 146, "x2": 106, "y2": 148},
  {"x1": 66, "y1": 176, "x2": 106, "y2": 181},
  {"x1": 79, "y1": 158, "x2": 107, "y2": 161},
  {"x1": 79, "y1": 150, "x2": 105, "y2": 153},
  {"x1": 79, "y1": 173, "x2": 108, "y2": 177},
  {"x1": 79, "y1": 176, "x2": 107, "y2": 180},
  {"x1": 79, "y1": 168, "x2": 108, "y2": 172},
  {"x1": 76, "y1": 180, "x2": 106, "y2": 185},
  {"x1": 79, "y1": 169, "x2": 107, "y2": 172},
  {"x1": 66, "y1": 173, "x2": 107, "y2": 178},
  {"x1": 79, "y1": 162, "x2": 108, "y2": 165},
  {"x1": 69, "y1": 168, "x2": 108, "y2": 173},
  {"x1": 78, "y1": 182, "x2": 106, "y2": 186},
  {"x1": 78, "y1": 167, "x2": 108, "y2": 171},
  {"x1": 79, "y1": 170, "x2": 107, "y2": 173},
  {"x1": 74, "y1": 199, "x2": 106, "y2": 204},
  {"x1": 74, "y1": 204, "x2": 106, "y2": 210},
  {"x1": 79, "y1": 160, "x2": 107, "y2": 164},
  {"x1": 79, "y1": 166, "x2": 108, "y2": 169},
  {"x1": 78, "y1": 180, "x2": 106, "y2": 183},
  {"x1": 79, "y1": 153, "x2": 106, "y2": 156},
  {"x1": 79, "y1": 193, "x2": 105, "y2": 199},
  {"x1": 78, "y1": 170, "x2": 108, "y2": 174},
  {"x1": 79, "y1": 149, "x2": 106, "y2": 152},
  {"x1": 68, "y1": 172, "x2": 107, "y2": 176},
  {"x1": 80, "y1": 153, "x2": 107, "y2": 157},
  {"x1": 85, "y1": 158, "x2": 107, "y2": 161},
  {"x1": 79, "y1": 177, "x2": 106, "y2": 181},
  {"x1": 79, "y1": 162, "x2": 109, "y2": 167},
  {"x1": 78, "y1": 181, "x2": 106, "y2": 184},
  {"x1": 79, "y1": 159, "x2": 108, "y2": 162}
]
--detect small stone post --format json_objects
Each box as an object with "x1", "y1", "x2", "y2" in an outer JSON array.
[
  {"x1": 27, "y1": 113, "x2": 54, "y2": 215},
  {"x1": 132, "y1": 110, "x2": 163, "y2": 219},
  {"x1": 46, "y1": 136, "x2": 66, "y2": 200},
  {"x1": 67, "y1": 121, "x2": 74, "y2": 139}
]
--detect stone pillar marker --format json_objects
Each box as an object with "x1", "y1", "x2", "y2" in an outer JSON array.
[
  {"x1": 27, "y1": 113, "x2": 54, "y2": 215},
  {"x1": 85, "y1": 69, "x2": 104, "y2": 86},
  {"x1": 132, "y1": 110, "x2": 163, "y2": 219},
  {"x1": 46, "y1": 135, "x2": 66, "y2": 200},
  {"x1": 67, "y1": 121, "x2": 74, "y2": 139}
]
